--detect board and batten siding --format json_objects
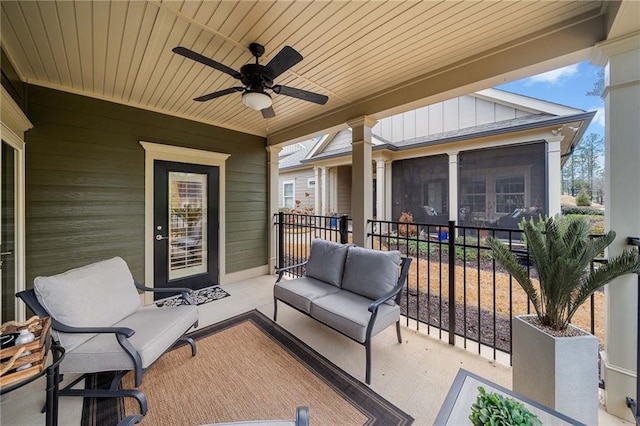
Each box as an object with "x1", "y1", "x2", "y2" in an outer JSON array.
[
  {"x1": 373, "y1": 94, "x2": 533, "y2": 143},
  {"x1": 336, "y1": 166, "x2": 352, "y2": 216},
  {"x1": 323, "y1": 130, "x2": 352, "y2": 154},
  {"x1": 23, "y1": 85, "x2": 267, "y2": 285},
  {"x1": 278, "y1": 168, "x2": 315, "y2": 211}
]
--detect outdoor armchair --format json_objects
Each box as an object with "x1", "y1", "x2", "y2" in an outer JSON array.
[{"x1": 16, "y1": 256, "x2": 199, "y2": 416}]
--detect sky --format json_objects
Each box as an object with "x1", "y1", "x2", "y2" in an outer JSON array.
[{"x1": 496, "y1": 61, "x2": 604, "y2": 139}]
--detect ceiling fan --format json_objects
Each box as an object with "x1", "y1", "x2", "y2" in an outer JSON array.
[{"x1": 172, "y1": 43, "x2": 329, "y2": 118}]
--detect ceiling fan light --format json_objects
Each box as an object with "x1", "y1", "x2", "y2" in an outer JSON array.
[{"x1": 242, "y1": 91, "x2": 272, "y2": 110}]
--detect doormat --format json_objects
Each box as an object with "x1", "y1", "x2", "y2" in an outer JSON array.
[{"x1": 155, "y1": 285, "x2": 230, "y2": 307}]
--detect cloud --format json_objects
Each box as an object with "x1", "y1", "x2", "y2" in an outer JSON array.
[
  {"x1": 594, "y1": 105, "x2": 605, "y2": 127},
  {"x1": 526, "y1": 64, "x2": 579, "y2": 85}
]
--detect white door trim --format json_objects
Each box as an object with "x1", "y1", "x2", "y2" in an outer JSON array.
[
  {"x1": 1, "y1": 86, "x2": 32, "y2": 321},
  {"x1": 140, "y1": 141, "x2": 229, "y2": 306}
]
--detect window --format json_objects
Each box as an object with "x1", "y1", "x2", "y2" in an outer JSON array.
[
  {"x1": 461, "y1": 176, "x2": 486, "y2": 214},
  {"x1": 307, "y1": 178, "x2": 316, "y2": 188},
  {"x1": 282, "y1": 180, "x2": 294, "y2": 209},
  {"x1": 495, "y1": 174, "x2": 525, "y2": 213}
]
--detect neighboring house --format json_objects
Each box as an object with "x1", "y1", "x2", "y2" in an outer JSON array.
[{"x1": 279, "y1": 88, "x2": 595, "y2": 229}]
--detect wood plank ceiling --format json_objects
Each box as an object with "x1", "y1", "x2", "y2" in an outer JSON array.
[{"x1": 1, "y1": 0, "x2": 604, "y2": 139}]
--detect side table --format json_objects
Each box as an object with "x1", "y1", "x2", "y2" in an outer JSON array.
[{"x1": 1, "y1": 343, "x2": 65, "y2": 426}]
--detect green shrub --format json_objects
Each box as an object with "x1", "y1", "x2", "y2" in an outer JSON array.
[
  {"x1": 575, "y1": 189, "x2": 592, "y2": 206},
  {"x1": 561, "y1": 205, "x2": 604, "y2": 216},
  {"x1": 469, "y1": 386, "x2": 542, "y2": 426},
  {"x1": 388, "y1": 237, "x2": 437, "y2": 257}
]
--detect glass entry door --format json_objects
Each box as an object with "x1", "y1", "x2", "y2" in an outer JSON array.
[
  {"x1": 154, "y1": 161, "x2": 219, "y2": 299},
  {"x1": 1, "y1": 141, "x2": 17, "y2": 322}
]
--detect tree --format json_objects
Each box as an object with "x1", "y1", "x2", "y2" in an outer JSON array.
[
  {"x1": 586, "y1": 69, "x2": 605, "y2": 98},
  {"x1": 575, "y1": 133, "x2": 603, "y2": 199},
  {"x1": 562, "y1": 133, "x2": 604, "y2": 200}
]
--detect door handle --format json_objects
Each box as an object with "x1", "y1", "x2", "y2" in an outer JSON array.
[
  {"x1": 155, "y1": 234, "x2": 169, "y2": 241},
  {"x1": 0, "y1": 250, "x2": 13, "y2": 256}
]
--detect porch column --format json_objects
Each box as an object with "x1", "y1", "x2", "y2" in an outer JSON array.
[
  {"x1": 375, "y1": 159, "x2": 386, "y2": 221},
  {"x1": 593, "y1": 33, "x2": 640, "y2": 422},
  {"x1": 385, "y1": 160, "x2": 393, "y2": 222},
  {"x1": 320, "y1": 166, "x2": 327, "y2": 215},
  {"x1": 329, "y1": 168, "x2": 337, "y2": 214},
  {"x1": 314, "y1": 166, "x2": 321, "y2": 214},
  {"x1": 546, "y1": 138, "x2": 563, "y2": 217},
  {"x1": 348, "y1": 116, "x2": 377, "y2": 247},
  {"x1": 448, "y1": 152, "x2": 459, "y2": 222},
  {"x1": 267, "y1": 145, "x2": 282, "y2": 273}
]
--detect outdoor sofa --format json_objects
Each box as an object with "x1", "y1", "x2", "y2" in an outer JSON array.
[{"x1": 273, "y1": 238, "x2": 412, "y2": 384}]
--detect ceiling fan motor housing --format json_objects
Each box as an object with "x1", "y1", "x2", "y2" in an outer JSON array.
[{"x1": 240, "y1": 63, "x2": 273, "y2": 91}]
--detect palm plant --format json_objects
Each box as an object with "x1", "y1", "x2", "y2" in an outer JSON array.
[{"x1": 486, "y1": 215, "x2": 640, "y2": 331}]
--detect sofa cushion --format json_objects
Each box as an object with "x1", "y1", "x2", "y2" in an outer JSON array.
[
  {"x1": 310, "y1": 291, "x2": 401, "y2": 343},
  {"x1": 304, "y1": 239, "x2": 350, "y2": 287},
  {"x1": 341, "y1": 247, "x2": 401, "y2": 302},
  {"x1": 60, "y1": 304, "x2": 198, "y2": 373},
  {"x1": 274, "y1": 276, "x2": 342, "y2": 314},
  {"x1": 34, "y1": 257, "x2": 141, "y2": 351}
]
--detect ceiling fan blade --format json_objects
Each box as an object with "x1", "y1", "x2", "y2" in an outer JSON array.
[
  {"x1": 194, "y1": 87, "x2": 244, "y2": 102},
  {"x1": 261, "y1": 106, "x2": 276, "y2": 119},
  {"x1": 272, "y1": 85, "x2": 328, "y2": 105},
  {"x1": 264, "y1": 46, "x2": 303, "y2": 79},
  {"x1": 173, "y1": 46, "x2": 241, "y2": 79}
]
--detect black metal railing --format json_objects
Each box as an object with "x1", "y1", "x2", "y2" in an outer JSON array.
[
  {"x1": 626, "y1": 236, "x2": 640, "y2": 425},
  {"x1": 273, "y1": 212, "x2": 351, "y2": 277},
  {"x1": 274, "y1": 213, "x2": 602, "y2": 363},
  {"x1": 369, "y1": 218, "x2": 603, "y2": 362}
]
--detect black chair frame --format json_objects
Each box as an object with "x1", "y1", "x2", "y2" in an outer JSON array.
[
  {"x1": 274, "y1": 257, "x2": 412, "y2": 385},
  {"x1": 16, "y1": 283, "x2": 198, "y2": 415}
]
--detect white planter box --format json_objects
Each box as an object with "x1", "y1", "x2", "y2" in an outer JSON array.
[{"x1": 512, "y1": 315, "x2": 599, "y2": 425}]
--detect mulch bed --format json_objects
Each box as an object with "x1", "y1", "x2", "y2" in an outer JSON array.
[{"x1": 400, "y1": 288, "x2": 512, "y2": 353}]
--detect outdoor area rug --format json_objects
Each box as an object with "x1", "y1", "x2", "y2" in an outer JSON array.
[
  {"x1": 82, "y1": 309, "x2": 414, "y2": 425},
  {"x1": 154, "y1": 285, "x2": 230, "y2": 307}
]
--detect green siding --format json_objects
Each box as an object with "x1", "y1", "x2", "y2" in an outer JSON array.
[{"x1": 24, "y1": 85, "x2": 267, "y2": 285}]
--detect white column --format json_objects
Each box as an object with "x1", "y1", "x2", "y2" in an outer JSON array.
[
  {"x1": 267, "y1": 145, "x2": 282, "y2": 273},
  {"x1": 313, "y1": 167, "x2": 321, "y2": 215},
  {"x1": 375, "y1": 159, "x2": 386, "y2": 221},
  {"x1": 385, "y1": 160, "x2": 393, "y2": 222},
  {"x1": 448, "y1": 152, "x2": 459, "y2": 222},
  {"x1": 320, "y1": 166, "x2": 327, "y2": 215},
  {"x1": 593, "y1": 33, "x2": 640, "y2": 422},
  {"x1": 329, "y1": 168, "x2": 337, "y2": 214},
  {"x1": 546, "y1": 138, "x2": 563, "y2": 217},
  {"x1": 348, "y1": 116, "x2": 377, "y2": 247}
]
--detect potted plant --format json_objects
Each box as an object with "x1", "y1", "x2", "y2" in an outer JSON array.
[
  {"x1": 486, "y1": 215, "x2": 640, "y2": 425},
  {"x1": 469, "y1": 386, "x2": 542, "y2": 426}
]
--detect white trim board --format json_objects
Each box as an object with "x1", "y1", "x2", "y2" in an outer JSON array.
[
  {"x1": 140, "y1": 141, "x2": 230, "y2": 306},
  {"x1": 0, "y1": 86, "x2": 32, "y2": 322}
]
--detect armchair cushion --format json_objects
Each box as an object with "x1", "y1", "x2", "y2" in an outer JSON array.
[
  {"x1": 341, "y1": 248, "x2": 401, "y2": 303},
  {"x1": 60, "y1": 304, "x2": 198, "y2": 373},
  {"x1": 33, "y1": 257, "x2": 141, "y2": 351},
  {"x1": 304, "y1": 239, "x2": 350, "y2": 287}
]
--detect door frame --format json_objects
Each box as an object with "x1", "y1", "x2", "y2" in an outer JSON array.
[
  {"x1": 141, "y1": 141, "x2": 229, "y2": 306},
  {"x1": 1, "y1": 86, "x2": 32, "y2": 321}
]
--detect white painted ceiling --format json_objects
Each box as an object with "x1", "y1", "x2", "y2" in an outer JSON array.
[{"x1": 1, "y1": 1, "x2": 610, "y2": 140}]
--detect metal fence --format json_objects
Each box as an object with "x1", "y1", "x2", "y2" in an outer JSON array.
[
  {"x1": 274, "y1": 213, "x2": 602, "y2": 363},
  {"x1": 274, "y1": 212, "x2": 351, "y2": 278}
]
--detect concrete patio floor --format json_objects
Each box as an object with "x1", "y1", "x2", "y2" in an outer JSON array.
[{"x1": 1, "y1": 274, "x2": 631, "y2": 425}]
